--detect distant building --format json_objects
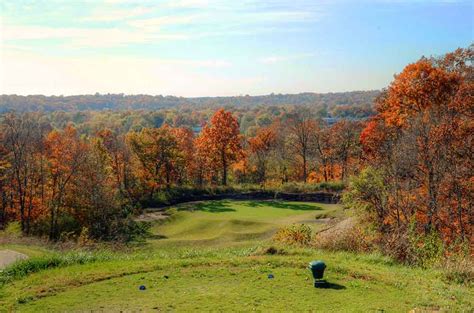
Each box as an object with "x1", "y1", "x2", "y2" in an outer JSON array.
[{"x1": 322, "y1": 117, "x2": 339, "y2": 126}]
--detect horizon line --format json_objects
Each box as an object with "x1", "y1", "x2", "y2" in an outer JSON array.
[{"x1": 0, "y1": 89, "x2": 381, "y2": 99}]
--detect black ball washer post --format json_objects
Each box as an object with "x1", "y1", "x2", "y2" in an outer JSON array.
[{"x1": 308, "y1": 260, "x2": 327, "y2": 288}]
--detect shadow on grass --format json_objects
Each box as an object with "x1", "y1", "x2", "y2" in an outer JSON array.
[
  {"x1": 190, "y1": 201, "x2": 236, "y2": 213},
  {"x1": 148, "y1": 234, "x2": 168, "y2": 239},
  {"x1": 247, "y1": 200, "x2": 322, "y2": 211},
  {"x1": 314, "y1": 280, "x2": 346, "y2": 290},
  {"x1": 176, "y1": 200, "x2": 321, "y2": 213}
]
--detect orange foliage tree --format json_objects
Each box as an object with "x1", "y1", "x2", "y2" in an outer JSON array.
[
  {"x1": 1, "y1": 113, "x2": 50, "y2": 234},
  {"x1": 196, "y1": 109, "x2": 242, "y2": 185},
  {"x1": 359, "y1": 47, "x2": 473, "y2": 247},
  {"x1": 44, "y1": 125, "x2": 88, "y2": 240},
  {"x1": 171, "y1": 127, "x2": 195, "y2": 185},
  {"x1": 248, "y1": 125, "x2": 277, "y2": 184}
]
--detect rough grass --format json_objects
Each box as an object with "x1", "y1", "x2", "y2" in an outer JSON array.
[
  {"x1": 0, "y1": 200, "x2": 472, "y2": 312},
  {"x1": 0, "y1": 251, "x2": 117, "y2": 285}
]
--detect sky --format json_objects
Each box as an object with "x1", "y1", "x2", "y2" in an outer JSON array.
[{"x1": 0, "y1": 0, "x2": 472, "y2": 97}]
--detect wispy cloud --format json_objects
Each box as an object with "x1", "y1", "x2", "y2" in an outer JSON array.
[
  {"x1": 127, "y1": 14, "x2": 203, "y2": 29},
  {"x1": 0, "y1": 0, "x2": 325, "y2": 49},
  {"x1": 166, "y1": 0, "x2": 211, "y2": 8},
  {"x1": 83, "y1": 7, "x2": 152, "y2": 22},
  {"x1": 259, "y1": 53, "x2": 317, "y2": 64},
  {"x1": 1, "y1": 24, "x2": 189, "y2": 47}
]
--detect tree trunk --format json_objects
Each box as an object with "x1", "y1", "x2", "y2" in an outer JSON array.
[
  {"x1": 302, "y1": 155, "x2": 307, "y2": 183},
  {"x1": 49, "y1": 204, "x2": 56, "y2": 240},
  {"x1": 221, "y1": 150, "x2": 227, "y2": 186}
]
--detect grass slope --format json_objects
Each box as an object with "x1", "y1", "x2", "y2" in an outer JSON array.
[{"x1": 0, "y1": 200, "x2": 472, "y2": 312}]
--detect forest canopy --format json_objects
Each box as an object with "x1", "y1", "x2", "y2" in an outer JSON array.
[{"x1": 0, "y1": 91, "x2": 378, "y2": 115}]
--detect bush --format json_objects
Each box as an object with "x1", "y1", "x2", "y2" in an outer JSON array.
[
  {"x1": 29, "y1": 213, "x2": 82, "y2": 239},
  {"x1": 77, "y1": 227, "x2": 92, "y2": 247},
  {"x1": 278, "y1": 182, "x2": 304, "y2": 193},
  {"x1": 253, "y1": 246, "x2": 287, "y2": 255},
  {"x1": 317, "y1": 181, "x2": 345, "y2": 192},
  {"x1": 273, "y1": 224, "x2": 312, "y2": 246},
  {"x1": 279, "y1": 181, "x2": 345, "y2": 193},
  {"x1": 442, "y1": 256, "x2": 473, "y2": 285},
  {"x1": 112, "y1": 218, "x2": 151, "y2": 242},
  {"x1": 406, "y1": 224, "x2": 444, "y2": 268},
  {"x1": 165, "y1": 207, "x2": 178, "y2": 216},
  {"x1": 3, "y1": 222, "x2": 22, "y2": 237}
]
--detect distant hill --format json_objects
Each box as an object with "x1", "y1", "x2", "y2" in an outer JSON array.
[{"x1": 0, "y1": 91, "x2": 380, "y2": 113}]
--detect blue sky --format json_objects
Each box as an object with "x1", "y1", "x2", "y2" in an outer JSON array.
[{"x1": 0, "y1": 0, "x2": 472, "y2": 96}]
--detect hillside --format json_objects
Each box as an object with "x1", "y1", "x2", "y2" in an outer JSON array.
[
  {"x1": 1, "y1": 200, "x2": 471, "y2": 312},
  {"x1": 0, "y1": 91, "x2": 379, "y2": 113}
]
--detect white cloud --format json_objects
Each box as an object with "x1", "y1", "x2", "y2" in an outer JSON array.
[
  {"x1": 1, "y1": 24, "x2": 189, "y2": 47},
  {"x1": 259, "y1": 53, "x2": 317, "y2": 64},
  {"x1": 83, "y1": 7, "x2": 152, "y2": 22},
  {"x1": 166, "y1": 0, "x2": 211, "y2": 8},
  {"x1": 0, "y1": 0, "x2": 324, "y2": 49},
  {"x1": 127, "y1": 14, "x2": 203, "y2": 29}
]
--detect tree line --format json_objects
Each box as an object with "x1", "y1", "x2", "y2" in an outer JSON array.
[
  {"x1": 0, "y1": 107, "x2": 363, "y2": 241},
  {"x1": 0, "y1": 91, "x2": 378, "y2": 114}
]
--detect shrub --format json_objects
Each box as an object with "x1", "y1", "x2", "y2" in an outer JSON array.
[
  {"x1": 406, "y1": 224, "x2": 444, "y2": 268},
  {"x1": 253, "y1": 246, "x2": 287, "y2": 255},
  {"x1": 279, "y1": 182, "x2": 304, "y2": 193},
  {"x1": 3, "y1": 222, "x2": 22, "y2": 237},
  {"x1": 165, "y1": 207, "x2": 178, "y2": 216},
  {"x1": 77, "y1": 227, "x2": 92, "y2": 247},
  {"x1": 279, "y1": 181, "x2": 345, "y2": 193},
  {"x1": 317, "y1": 181, "x2": 345, "y2": 192},
  {"x1": 342, "y1": 167, "x2": 388, "y2": 224},
  {"x1": 113, "y1": 218, "x2": 151, "y2": 242},
  {"x1": 273, "y1": 224, "x2": 312, "y2": 246},
  {"x1": 442, "y1": 256, "x2": 473, "y2": 285}
]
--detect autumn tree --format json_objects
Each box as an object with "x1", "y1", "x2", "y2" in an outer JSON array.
[
  {"x1": 196, "y1": 109, "x2": 242, "y2": 185},
  {"x1": 69, "y1": 137, "x2": 130, "y2": 240},
  {"x1": 170, "y1": 127, "x2": 195, "y2": 185},
  {"x1": 358, "y1": 46, "x2": 473, "y2": 252},
  {"x1": 272, "y1": 120, "x2": 292, "y2": 184},
  {"x1": 248, "y1": 125, "x2": 277, "y2": 185},
  {"x1": 45, "y1": 125, "x2": 88, "y2": 240},
  {"x1": 127, "y1": 126, "x2": 180, "y2": 197},
  {"x1": 97, "y1": 129, "x2": 137, "y2": 202},
  {"x1": 286, "y1": 109, "x2": 317, "y2": 182},
  {"x1": 0, "y1": 139, "x2": 11, "y2": 229},
  {"x1": 1, "y1": 113, "x2": 49, "y2": 234},
  {"x1": 313, "y1": 125, "x2": 333, "y2": 182},
  {"x1": 330, "y1": 120, "x2": 363, "y2": 181}
]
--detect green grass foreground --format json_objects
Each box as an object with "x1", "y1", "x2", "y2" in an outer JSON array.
[{"x1": 0, "y1": 200, "x2": 472, "y2": 312}]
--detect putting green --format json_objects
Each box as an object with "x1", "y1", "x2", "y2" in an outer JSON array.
[{"x1": 148, "y1": 200, "x2": 341, "y2": 247}]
